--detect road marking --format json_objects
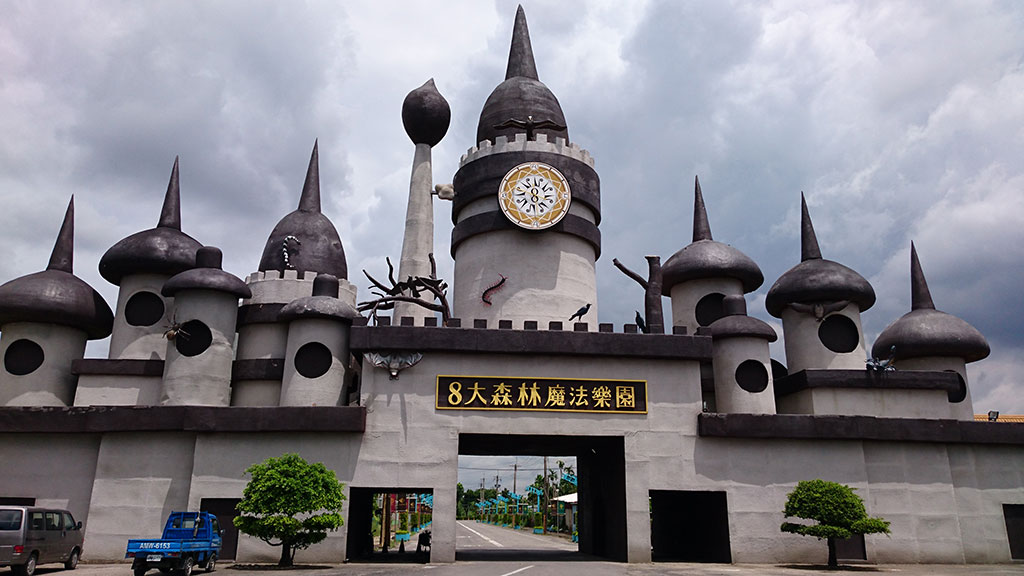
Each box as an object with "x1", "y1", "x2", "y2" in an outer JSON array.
[
  {"x1": 500, "y1": 566, "x2": 534, "y2": 576},
  {"x1": 456, "y1": 520, "x2": 504, "y2": 547}
]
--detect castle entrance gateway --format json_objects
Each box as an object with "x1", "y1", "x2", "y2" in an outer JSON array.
[{"x1": 458, "y1": 434, "x2": 627, "y2": 562}]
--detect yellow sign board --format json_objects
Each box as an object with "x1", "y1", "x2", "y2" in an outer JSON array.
[{"x1": 435, "y1": 375, "x2": 647, "y2": 414}]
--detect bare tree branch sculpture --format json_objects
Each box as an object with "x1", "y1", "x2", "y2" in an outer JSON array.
[
  {"x1": 358, "y1": 253, "x2": 452, "y2": 326},
  {"x1": 612, "y1": 256, "x2": 665, "y2": 334}
]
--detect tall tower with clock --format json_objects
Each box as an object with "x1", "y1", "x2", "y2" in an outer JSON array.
[{"x1": 451, "y1": 6, "x2": 601, "y2": 328}]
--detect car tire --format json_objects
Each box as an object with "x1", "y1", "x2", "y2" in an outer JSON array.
[
  {"x1": 181, "y1": 556, "x2": 194, "y2": 576},
  {"x1": 65, "y1": 547, "x2": 81, "y2": 569},
  {"x1": 205, "y1": 553, "x2": 217, "y2": 572},
  {"x1": 14, "y1": 553, "x2": 38, "y2": 576}
]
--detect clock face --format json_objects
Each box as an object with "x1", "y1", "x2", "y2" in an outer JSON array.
[{"x1": 498, "y1": 162, "x2": 572, "y2": 230}]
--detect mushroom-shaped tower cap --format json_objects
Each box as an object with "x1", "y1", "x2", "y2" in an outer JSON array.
[
  {"x1": 0, "y1": 198, "x2": 114, "y2": 339},
  {"x1": 765, "y1": 195, "x2": 875, "y2": 318},
  {"x1": 258, "y1": 141, "x2": 348, "y2": 279},
  {"x1": 708, "y1": 295, "x2": 777, "y2": 341},
  {"x1": 278, "y1": 273, "x2": 358, "y2": 322},
  {"x1": 872, "y1": 243, "x2": 989, "y2": 363},
  {"x1": 403, "y1": 79, "x2": 451, "y2": 147},
  {"x1": 162, "y1": 246, "x2": 251, "y2": 298},
  {"x1": 99, "y1": 157, "x2": 202, "y2": 285},
  {"x1": 661, "y1": 177, "x2": 764, "y2": 295},
  {"x1": 476, "y1": 5, "x2": 569, "y2": 145}
]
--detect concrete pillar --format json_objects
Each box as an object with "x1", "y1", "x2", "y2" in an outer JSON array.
[
  {"x1": 108, "y1": 273, "x2": 175, "y2": 359},
  {"x1": 280, "y1": 318, "x2": 349, "y2": 406},
  {"x1": 780, "y1": 303, "x2": 867, "y2": 373},
  {"x1": 669, "y1": 277, "x2": 743, "y2": 334},
  {"x1": 161, "y1": 290, "x2": 239, "y2": 406},
  {"x1": 394, "y1": 143, "x2": 435, "y2": 325},
  {"x1": 0, "y1": 322, "x2": 87, "y2": 406},
  {"x1": 712, "y1": 337, "x2": 776, "y2": 414}
]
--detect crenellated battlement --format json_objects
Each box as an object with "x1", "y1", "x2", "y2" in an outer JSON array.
[{"x1": 459, "y1": 133, "x2": 594, "y2": 168}]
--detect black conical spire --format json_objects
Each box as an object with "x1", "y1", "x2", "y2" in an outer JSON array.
[
  {"x1": 505, "y1": 5, "x2": 539, "y2": 80},
  {"x1": 910, "y1": 242, "x2": 936, "y2": 311},
  {"x1": 47, "y1": 197, "x2": 74, "y2": 273},
  {"x1": 800, "y1": 193, "x2": 822, "y2": 261},
  {"x1": 693, "y1": 176, "x2": 712, "y2": 242},
  {"x1": 298, "y1": 140, "x2": 321, "y2": 213},
  {"x1": 157, "y1": 156, "x2": 182, "y2": 229}
]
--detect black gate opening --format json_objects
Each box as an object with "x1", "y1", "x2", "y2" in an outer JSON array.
[
  {"x1": 458, "y1": 434, "x2": 626, "y2": 563},
  {"x1": 650, "y1": 490, "x2": 731, "y2": 562},
  {"x1": 1005, "y1": 503, "x2": 1024, "y2": 560},
  {"x1": 199, "y1": 498, "x2": 240, "y2": 560},
  {"x1": 345, "y1": 487, "x2": 433, "y2": 563}
]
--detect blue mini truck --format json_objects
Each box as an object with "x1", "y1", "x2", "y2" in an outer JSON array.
[{"x1": 125, "y1": 511, "x2": 222, "y2": 576}]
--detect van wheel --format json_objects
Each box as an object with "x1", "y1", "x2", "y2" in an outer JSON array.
[
  {"x1": 14, "y1": 553, "x2": 38, "y2": 576},
  {"x1": 65, "y1": 547, "x2": 80, "y2": 569},
  {"x1": 181, "y1": 556, "x2": 194, "y2": 576},
  {"x1": 205, "y1": 554, "x2": 217, "y2": 572}
]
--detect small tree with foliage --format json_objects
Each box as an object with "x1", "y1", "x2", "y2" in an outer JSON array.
[
  {"x1": 781, "y1": 479, "x2": 890, "y2": 568},
  {"x1": 234, "y1": 454, "x2": 346, "y2": 567}
]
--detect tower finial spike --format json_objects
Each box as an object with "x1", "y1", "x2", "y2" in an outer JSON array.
[
  {"x1": 800, "y1": 193, "x2": 822, "y2": 261},
  {"x1": 47, "y1": 196, "x2": 75, "y2": 273},
  {"x1": 298, "y1": 140, "x2": 321, "y2": 213},
  {"x1": 910, "y1": 241, "x2": 936, "y2": 310},
  {"x1": 692, "y1": 175, "x2": 712, "y2": 242},
  {"x1": 505, "y1": 5, "x2": 539, "y2": 80},
  {"x1": 157, "y1": 156, "x2": 182, "y2": 229}
]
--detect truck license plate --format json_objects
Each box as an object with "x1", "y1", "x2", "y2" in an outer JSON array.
[{"x1": 146, "y1": 554, "x2": 162, "y2": 562}]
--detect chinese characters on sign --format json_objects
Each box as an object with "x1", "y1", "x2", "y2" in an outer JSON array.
[{"x1": 435, "y1": 376, "x2": 647, "y2": 414}]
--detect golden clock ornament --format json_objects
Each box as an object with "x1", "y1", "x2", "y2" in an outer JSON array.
[{"x1": 498, "y1": 162, "x2": 571, "y2": 230}]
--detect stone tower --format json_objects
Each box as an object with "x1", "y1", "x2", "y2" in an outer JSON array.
[
  {"x1": 661, "y1": 177, "x2": 763, "y2": 334},
  {"x1": 872, "y1": 242, "x2": 989, "y2": 420},
  {"x1": 451, "y1": 5, "x2": 601, "y2": 329},
  {"x1": 98, "y1": 158, "x2": 202, "y2": 360},
  {"x1": 766, "y1": 195, "x2": 875, "y2": 372},
  {"x1": 0, "y1": 198, "x2": 113, "y2": 406}
]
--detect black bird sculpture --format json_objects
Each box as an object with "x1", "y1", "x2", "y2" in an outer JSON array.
[
  {"x1": 635, "y1": 310, "x2": 648, "y2": 334},
  {"x1": 569, "y1": 303, "x2": 591, "y2": 322}
]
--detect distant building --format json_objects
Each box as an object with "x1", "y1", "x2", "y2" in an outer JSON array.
[{"x1": 0, "y1": 6, "x2": 1021, "y2": 566}]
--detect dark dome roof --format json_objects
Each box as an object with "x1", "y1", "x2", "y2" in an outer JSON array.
[
  {"x1": 661, "y1": 177, "x2": 763, "y2": 294},
  {"x1": 0, "y1": 199, "x2": 113, "y2": 339},
  {"x1": 709, "y1": 296, "x2": 777, "y2": 341},
  {"x1": 99, "y1": 157, "x2": 201, "y2": 285},
  {"x1": 475, "y1": 6, "x2": 569, "y2": 145},
  {"x1": 279, "y1": 274, "x2": 358, "y2": 322},
  {"x1": 403, "y1": 79, "x2": 451, "y2": 147},
  {"x1": 765, "y1": 195, "x2": 874, "y2": 317},
  {"x1": 163, "y1": 246, "x2": 251, "y2": 299},
  {"x1": 872, "y1": 243, "x2": 989, "y2": 363},
  {"x1": 258, "y1": 142, "x2": 348, "y2": 279}
]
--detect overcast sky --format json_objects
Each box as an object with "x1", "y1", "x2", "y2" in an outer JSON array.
[{"x1": 2, "y1": 0, "x2": 1022, "y2": 459}]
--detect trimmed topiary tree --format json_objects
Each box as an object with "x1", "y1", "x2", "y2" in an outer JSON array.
[
  {"x1": 781, "y1": 479, "x2": 890, "y2": 568},
  {"x1": 234, "y1": 453, "x2": 346, "y2": 567}
]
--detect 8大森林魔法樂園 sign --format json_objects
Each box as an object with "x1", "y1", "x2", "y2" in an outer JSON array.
[{"x1": 435, "y1": 375, "x2": 647, "y2": 414}]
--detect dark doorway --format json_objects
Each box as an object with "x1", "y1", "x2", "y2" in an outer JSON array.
[
  {"x1": 0, "y1": 497, "x2": 35, "y2": 505},
  {"x1": 834, "y1": 533, "x2": 866, "y2": 561},
  {"x1": 459, "y1": 434, "x2": 626, "y2": 562},
  {"x1": 650, "y1": 490, "x2": 731, "y2": 562},
  {"x1": 199, "y1": 498, "x2": 240, "y2": 560},
  {"x1": 346, "y1": 487, "x2": 432, "y2": 563},
  {"x1": 1005, "y1": 504, "x2": 1024, "y2": 560}
]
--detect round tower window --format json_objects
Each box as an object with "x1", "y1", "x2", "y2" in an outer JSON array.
[
  {"x1": 735, "y1": 359, "x2": 769, "y2": 393},
  {"x1": 947, "y1": 371, "x2": 967, "y2": 403},
  {"x1": 4, "y1": 339, "x2": 45, "y2": 376},
  {"x1": 818, "y1": 314, "x2": 859, "y2": 353},
  {"x1": 174, "y1": 320, "x2": 212, "y2": 357},
  {"x1": 125, "y1": 291, "x2": 165, "y2": 327},
  {"x1": 295, "y1": 342, "x2": 333, "y2": 379},
  {"x1": 695, "y1": 293, "x2": 726, "y2": 327}
]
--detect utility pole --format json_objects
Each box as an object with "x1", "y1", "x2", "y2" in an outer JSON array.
[
  {"x1": 543, "y1": 456, "x2": 548, "y2": 534},
  {"x1": 513, "y1": 458, "x2": 518, "y2": 493}
]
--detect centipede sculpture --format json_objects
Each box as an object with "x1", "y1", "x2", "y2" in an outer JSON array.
[{"x1": 481, "y1": 274, "x2": 507, "y2": 305}]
